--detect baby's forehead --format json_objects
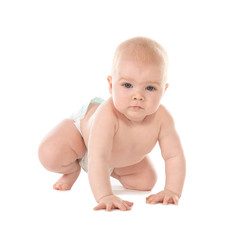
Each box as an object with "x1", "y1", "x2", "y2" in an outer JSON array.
[
  {"x1": 116, "y1": 59, "x2": 166, "y2": 84},
  {"x1": 119, "y1": 48, "x2": 162, "y2": 64},
  {"x1": 117, "y1": 54, "x2": 163, "y2": 68},
  {"x1": 114, "y1": 46, "x2": 167, "y2": 78},
  {"x1": 116, "y1": 58, "x2": 167, "y2": 86},
  {"x1": 116, "y1": 54, "x2": 166, "y2": 78}
]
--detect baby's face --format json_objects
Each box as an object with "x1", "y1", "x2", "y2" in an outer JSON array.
[{"x1": 108, "y1": 58, "x2": 168, "y2": 122}]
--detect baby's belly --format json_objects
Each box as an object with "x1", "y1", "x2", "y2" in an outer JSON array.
[
  {"x1": 108, "y1": 152, "x2": 147, "y2": 168},
  {"x1": 109, "y1": 138, "x2": 157, "y2": 168}
]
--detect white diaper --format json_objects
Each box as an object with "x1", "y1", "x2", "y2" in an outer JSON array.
[{"x1": 70, "y1": 97, "x2": 114, "y2": 174}]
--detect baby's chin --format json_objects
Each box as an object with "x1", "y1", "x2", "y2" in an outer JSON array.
[
  {"x1": 114, "y1": 105, "x2": 151, "y2": 123},
  {"x1": 123, "y1": 111, "x2": 148, "y2": 123},
  {"x1": 124, "y1": 108, "x2": 159, "y2": 123}
]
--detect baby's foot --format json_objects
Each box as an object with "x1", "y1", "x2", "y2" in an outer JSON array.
[{"x1": 53, "y1": 171, "x2": 80, "y2": 191}]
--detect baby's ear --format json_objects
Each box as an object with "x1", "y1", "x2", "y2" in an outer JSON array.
[
  {"x1": 164, "y1": 83, "x2": 169, "y2": 93},
  {"x1": 107, "y1": 75, "x2": 112, "y2": 94}
]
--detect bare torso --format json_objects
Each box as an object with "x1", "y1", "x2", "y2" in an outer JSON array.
[{"x1": 80, "y1": 98, "x2": 162, "y2": 168}]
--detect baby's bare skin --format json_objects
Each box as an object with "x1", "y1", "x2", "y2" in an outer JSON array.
[
  {"x1": 38, "y1": 37, "x2": 186, "y2": 211},
  {"x1": 81, "y1": 100, "x2": 159, "y2": 169},
  {"x1": 86, "y1": 58, "x2": 185, "y2": 210}
]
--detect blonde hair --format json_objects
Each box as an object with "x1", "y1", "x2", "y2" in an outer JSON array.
[{"x1": 111, "y1": 37, "x2": 168, "y2": 82}]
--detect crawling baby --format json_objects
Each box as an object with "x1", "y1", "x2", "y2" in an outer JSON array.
[{"x1": 38, "y1": 37, "x2": 186, "y2": 211}]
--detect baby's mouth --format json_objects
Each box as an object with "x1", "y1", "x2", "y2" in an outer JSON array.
[{"x1": 129, "y1": 106, "x2": 143, "y2": 110}]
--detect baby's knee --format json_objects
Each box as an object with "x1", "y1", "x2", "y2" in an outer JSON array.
[
  {"x1": 121, "y1": 168, "x2": 157, "y2": 191},
  {"x1": 142, "y1": 170, "x2": 157, "y2": 191},
  {"x1": 38, "y1": 140, "x2": 59, "y2": 172}
]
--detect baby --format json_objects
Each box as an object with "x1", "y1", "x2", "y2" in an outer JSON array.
[{"x1": 38, "y1": 37, "x2": 186, "y2": 211}]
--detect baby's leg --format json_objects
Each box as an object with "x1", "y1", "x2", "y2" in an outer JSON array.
[
  {"x1": 111, "y1": 156, "x2": 157, "y2": 191},
  {"x1": 38, "y1": 119, "x2": 86, "y2": 190}
]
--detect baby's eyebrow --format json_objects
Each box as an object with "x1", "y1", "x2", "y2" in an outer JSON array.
[
  {"x1": 119, "y1": 76, "x2": 134, "y2": 81},
  {"x1": 145, "y1": 80, "x2": 161, "y2": 86},
  {"x1": 119, "y1": 75, "x2": 161, "y2": 86}
]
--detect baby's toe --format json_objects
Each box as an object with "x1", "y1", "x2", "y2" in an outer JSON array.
[{"x1": 53, "y1": 182, "x2": 70, "y2": 191}]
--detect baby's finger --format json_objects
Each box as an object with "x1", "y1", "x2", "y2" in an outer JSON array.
[
  {"x1": 146, "y1": 194, "x2": 156, "y2": 203},
  {"x1": 117, "y1": 202, "x2": 128, "y2": 211},
  {"x1": 124, "y1": 201, "x2": 134, "y2": 207},
  {"x1": 149, "y1": 194, "x2": 162, "y2": 204},
  {"x1": 106, "y1": 203, "x2": 113, "y2": 211},
  {"x1": 163, "y1": 196, "x2": 169, "y2": 205},
  {"x1": 146, "y1": 195, "x2": 154, "y2": 201},
  {"x1": 94, "y1": 203, "x2": 105, "y2": 210},
  {"x1": 173, "y1": 196, "x2": 179, "y2": 205},
  {"x1": 122, "y1": 202, "x2": 133, "y2": 210}
]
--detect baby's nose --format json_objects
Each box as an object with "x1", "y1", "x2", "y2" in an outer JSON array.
[{"x1": 133, "y1": 94, "x2": 144, "y2": 101}]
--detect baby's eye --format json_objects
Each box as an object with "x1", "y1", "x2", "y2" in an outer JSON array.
[
  {"x1": 146, "y1": 86, "x2": 155, "y2": 91},
  {"x1": 124, "y1": 83, "x2": 132, "y2": 88}
]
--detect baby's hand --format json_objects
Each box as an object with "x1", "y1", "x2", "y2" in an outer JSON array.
[
  {"x1": 146, "y1": 189, "x2": 180, "y2": 205},
  {"x1": 94, "y1": 194, "x2": 134, "y2": 211}
]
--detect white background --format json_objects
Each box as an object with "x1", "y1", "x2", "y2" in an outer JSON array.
[{"x1": 0, "y1": 0, "x2": 231, "y2": 239}]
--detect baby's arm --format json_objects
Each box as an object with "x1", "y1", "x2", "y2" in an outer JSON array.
[
  {"x1": 88, "y1": 103, "x2": 133, "y2": 211},
  {"x1": 146, "y1": 108, "x2": 186, "y2": 205}
]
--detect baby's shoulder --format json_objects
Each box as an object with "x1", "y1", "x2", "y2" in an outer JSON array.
[
  {"x1": 95, "y1": 98, "x2": 117, "y2": 117},
  {"x1": 92, "y1": 98, "x2": 118, "y2": 127},
  {"x1": 156, "y1": 104, "x2": 175, "y2": 125}
]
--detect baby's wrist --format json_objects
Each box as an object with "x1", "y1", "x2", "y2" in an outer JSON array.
[{"x1": 97, "y1": 193, "x2": 114, "y2": 203}]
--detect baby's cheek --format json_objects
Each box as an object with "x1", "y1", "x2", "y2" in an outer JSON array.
[{"x1": 148, "y1": 104, "x2": 159, "y2": 114}]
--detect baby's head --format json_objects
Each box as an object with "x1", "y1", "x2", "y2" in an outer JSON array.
[
  {"x1": 111, "y1": 37, "x2": 168, "y2": 84},
  {"x1": 108, "y1": 37, "x2": 169, "y2": 122}
]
